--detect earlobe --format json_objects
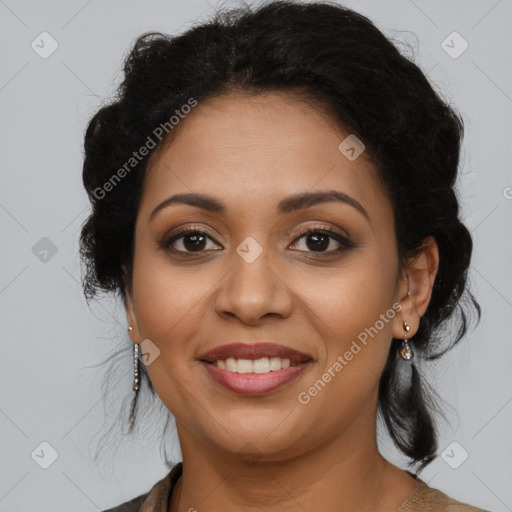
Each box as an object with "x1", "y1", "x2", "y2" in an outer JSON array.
[
  {"x1": 125, "y1": 293, "x2": 140, "y2": 342},
  {"x1": 392, "y1": 236, "x2": 439, "y2": 339},
  {"x1": 122, "y1": 265, "x2": 140, "y2": 342}
]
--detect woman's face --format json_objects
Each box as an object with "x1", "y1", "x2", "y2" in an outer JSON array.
[{"x1": 125, "y1": 91, "x2": 415, "y2": 462}]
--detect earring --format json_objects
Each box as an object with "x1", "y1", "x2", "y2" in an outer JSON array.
[
  {"x1": 399, "y1": 320, "x2": 414, "y2": 360},
  {"x1": 127, "y1": 326, "x2": 140, "y2": 392},
  {"x1": 133, "y1": 342, "x2": 140, "y2": 392}
]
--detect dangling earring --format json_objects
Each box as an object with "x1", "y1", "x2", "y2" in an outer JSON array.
[
  {"x1": 400, "y1": 320, "x2": 414, "y2": 360},
  {"x1": 128, "y1": 326, "x2": 140, "y2": 392},
  {"x1": 133, "y1": 342, "x2": 140, "y2": 392}
]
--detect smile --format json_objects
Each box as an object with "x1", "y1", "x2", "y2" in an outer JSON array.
[
  {"x1": 198, "y1": 342, "x2": 313, "y2": 395},
  {"x1": 215, "y1": 356, "x2": 298, "y2": 373}
]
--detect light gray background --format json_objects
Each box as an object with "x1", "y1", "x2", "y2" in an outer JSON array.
[{"x1": 1, "y1": 0, "x2": 511, "y2": 511}]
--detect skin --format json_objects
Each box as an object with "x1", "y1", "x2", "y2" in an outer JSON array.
[{"x1": 124, "y1": 90, "x2": 439, "y2": 512}]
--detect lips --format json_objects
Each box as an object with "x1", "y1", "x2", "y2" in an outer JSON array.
[
  {"x1": 198, "y1": 342, "x2": 314, "y2": 395},
  {"x1": 198, "y1": 342, "x2": 312, "y2": 365}
]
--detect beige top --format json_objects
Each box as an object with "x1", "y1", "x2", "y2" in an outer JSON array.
[{"x1": 103, "y1": 463, "x2": 491, "y2": 512}]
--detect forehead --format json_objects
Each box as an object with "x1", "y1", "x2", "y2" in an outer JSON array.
[{"x1": 140, "y1": 91, "x2": 390, "y2": 222}]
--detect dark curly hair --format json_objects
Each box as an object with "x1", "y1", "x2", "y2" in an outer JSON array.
[{"x1": 79, "y1": 0, "x2": 481, "y2": 473}]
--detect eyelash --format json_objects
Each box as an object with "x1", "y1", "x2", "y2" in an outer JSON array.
[{"x1": 160, "y1": 224, "x2": 355, "y2": 258}]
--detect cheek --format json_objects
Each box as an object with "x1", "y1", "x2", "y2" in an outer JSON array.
[
  {"x1": 297, "y1": 248, "x2": 398, "y2": 380},
  {"x1": 131, "y1": 248, "x2": 209, "y2": 413},
  {"x1": 293, "y1": 268, "x2": 398, "y2": 429},
  {"x1": 302, "y1": 257, "x2": 396, "y2": 335},
  {"x1": 132, "y1": 230, "x2": 206, "y2": 336}
]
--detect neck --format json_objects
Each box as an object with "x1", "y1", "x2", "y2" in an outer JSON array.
[{"x1": 168, "y1": 413, "x2": 416, "y2": 512}]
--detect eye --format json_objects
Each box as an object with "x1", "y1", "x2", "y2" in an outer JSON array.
[
  {"x1": 289, "y1": 225, "x2": 354, "y2": 256},
  {"x1": 160, "y1": 227, "x2": 222, "y2": 254},
  {"x1": 160, "y1": 224, "x2": 354, "y2": 257}
]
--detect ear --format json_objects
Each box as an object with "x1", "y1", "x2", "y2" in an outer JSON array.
[
  {"x1": 122, "y1": 264, "x2": 141, "y2": 343},
  {"x1": 392, "y1": 235, "x2": 439, "y2": 339}
]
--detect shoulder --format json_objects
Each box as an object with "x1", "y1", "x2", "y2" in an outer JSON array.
[
  {"x1": 396, "y1": 479, "x2": 492, "y2": 512},
  {"x1": 102, "y1": 462, "x2": 183, "y2": 512},
  {"x1": 102, "y1": 492, "x2": 148, "y2": 512}
]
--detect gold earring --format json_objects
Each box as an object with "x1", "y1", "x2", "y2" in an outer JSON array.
[{"x1": 399, "y1": 320, "x2": 414, "y2": 360}]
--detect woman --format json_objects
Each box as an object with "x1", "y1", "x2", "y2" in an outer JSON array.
[{"x1": 79, "y1": 1, "x2": 488, "y2": 510}]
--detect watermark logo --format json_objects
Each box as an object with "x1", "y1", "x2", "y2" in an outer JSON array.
[
  {"x1": 31, "y1": 441, "x2": 59, "y2": 469},
  {"x1": 338, "y1": 134, "x2": 365, "y2": 161},
  {"x1": 441, "y1": 31, "x2": 469, "y2": 59},
  {"x1": 236, "y1": 236, "x2": 263, "y2": 264},
  {"x1": 237, "y1": 442, "x2": 263, "y2": 467},
  {"x1": 139, "y1": 339, "x2": 161, "y2": 366},
  {"x1": 32, "y1": 237, "x2": 58, "y2": 263},
  {"x1": 441, "y1": 441, "x2": 469, "y2": 469},
  {"x1": 31, "y1": 32, "x2": 59, "y2": 59}
]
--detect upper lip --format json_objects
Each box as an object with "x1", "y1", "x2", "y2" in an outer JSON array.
[{"x1": 199, "y1": 343, "x2": 313, "y2": 364}]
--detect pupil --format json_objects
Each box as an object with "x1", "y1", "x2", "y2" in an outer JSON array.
[
  {"x1": 184, "y1": 234, "x2": 205, "y2": 251},
  {"x1": 307, "y1": 234, "x2": 328, "y2": 251}
]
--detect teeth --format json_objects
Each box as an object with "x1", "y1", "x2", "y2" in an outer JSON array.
[
  {"x1": 216, "y1": 357, "x2": 294, "y2": 373},
  {"x1": 226, "y1": 357, "x2": 237, "y2": 372},
  {"x1": 237, "y1": 358, "x2": 253, "y2": 374},
  {"x1": 253, "y1": 357, "x2": 270, "y2": 373},
  {"x1": 269, "y1": 357, "x2": 282, "y2": 371}
]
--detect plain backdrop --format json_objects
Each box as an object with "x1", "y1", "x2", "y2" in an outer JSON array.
[{"x1": 0, "y1": 0, "x2": 511, "y2": 511}]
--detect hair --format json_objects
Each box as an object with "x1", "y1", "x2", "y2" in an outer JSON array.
[{"x1": 79, "y1": 0, "x2": 481, "y2": 473}]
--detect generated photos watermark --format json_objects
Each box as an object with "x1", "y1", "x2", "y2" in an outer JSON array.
[
  {"x1": 93, "y1": 97, "x2": 198, "y2": 200},
  {"x1": 298, "y1": 301, "x2": 403, "y2": 404}
]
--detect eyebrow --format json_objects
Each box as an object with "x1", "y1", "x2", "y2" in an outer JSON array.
[{"x1": 149, "y1": 190, "x2": 369, "y2": 222}]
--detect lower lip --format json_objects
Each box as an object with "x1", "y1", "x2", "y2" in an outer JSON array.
[{"x1": 200, "y1": 361, "x2": 311, "y2": 395}]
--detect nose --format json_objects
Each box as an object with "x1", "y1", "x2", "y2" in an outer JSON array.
[{"x1": 214, "y1": 247, "x2": 294, "y2": 325}]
